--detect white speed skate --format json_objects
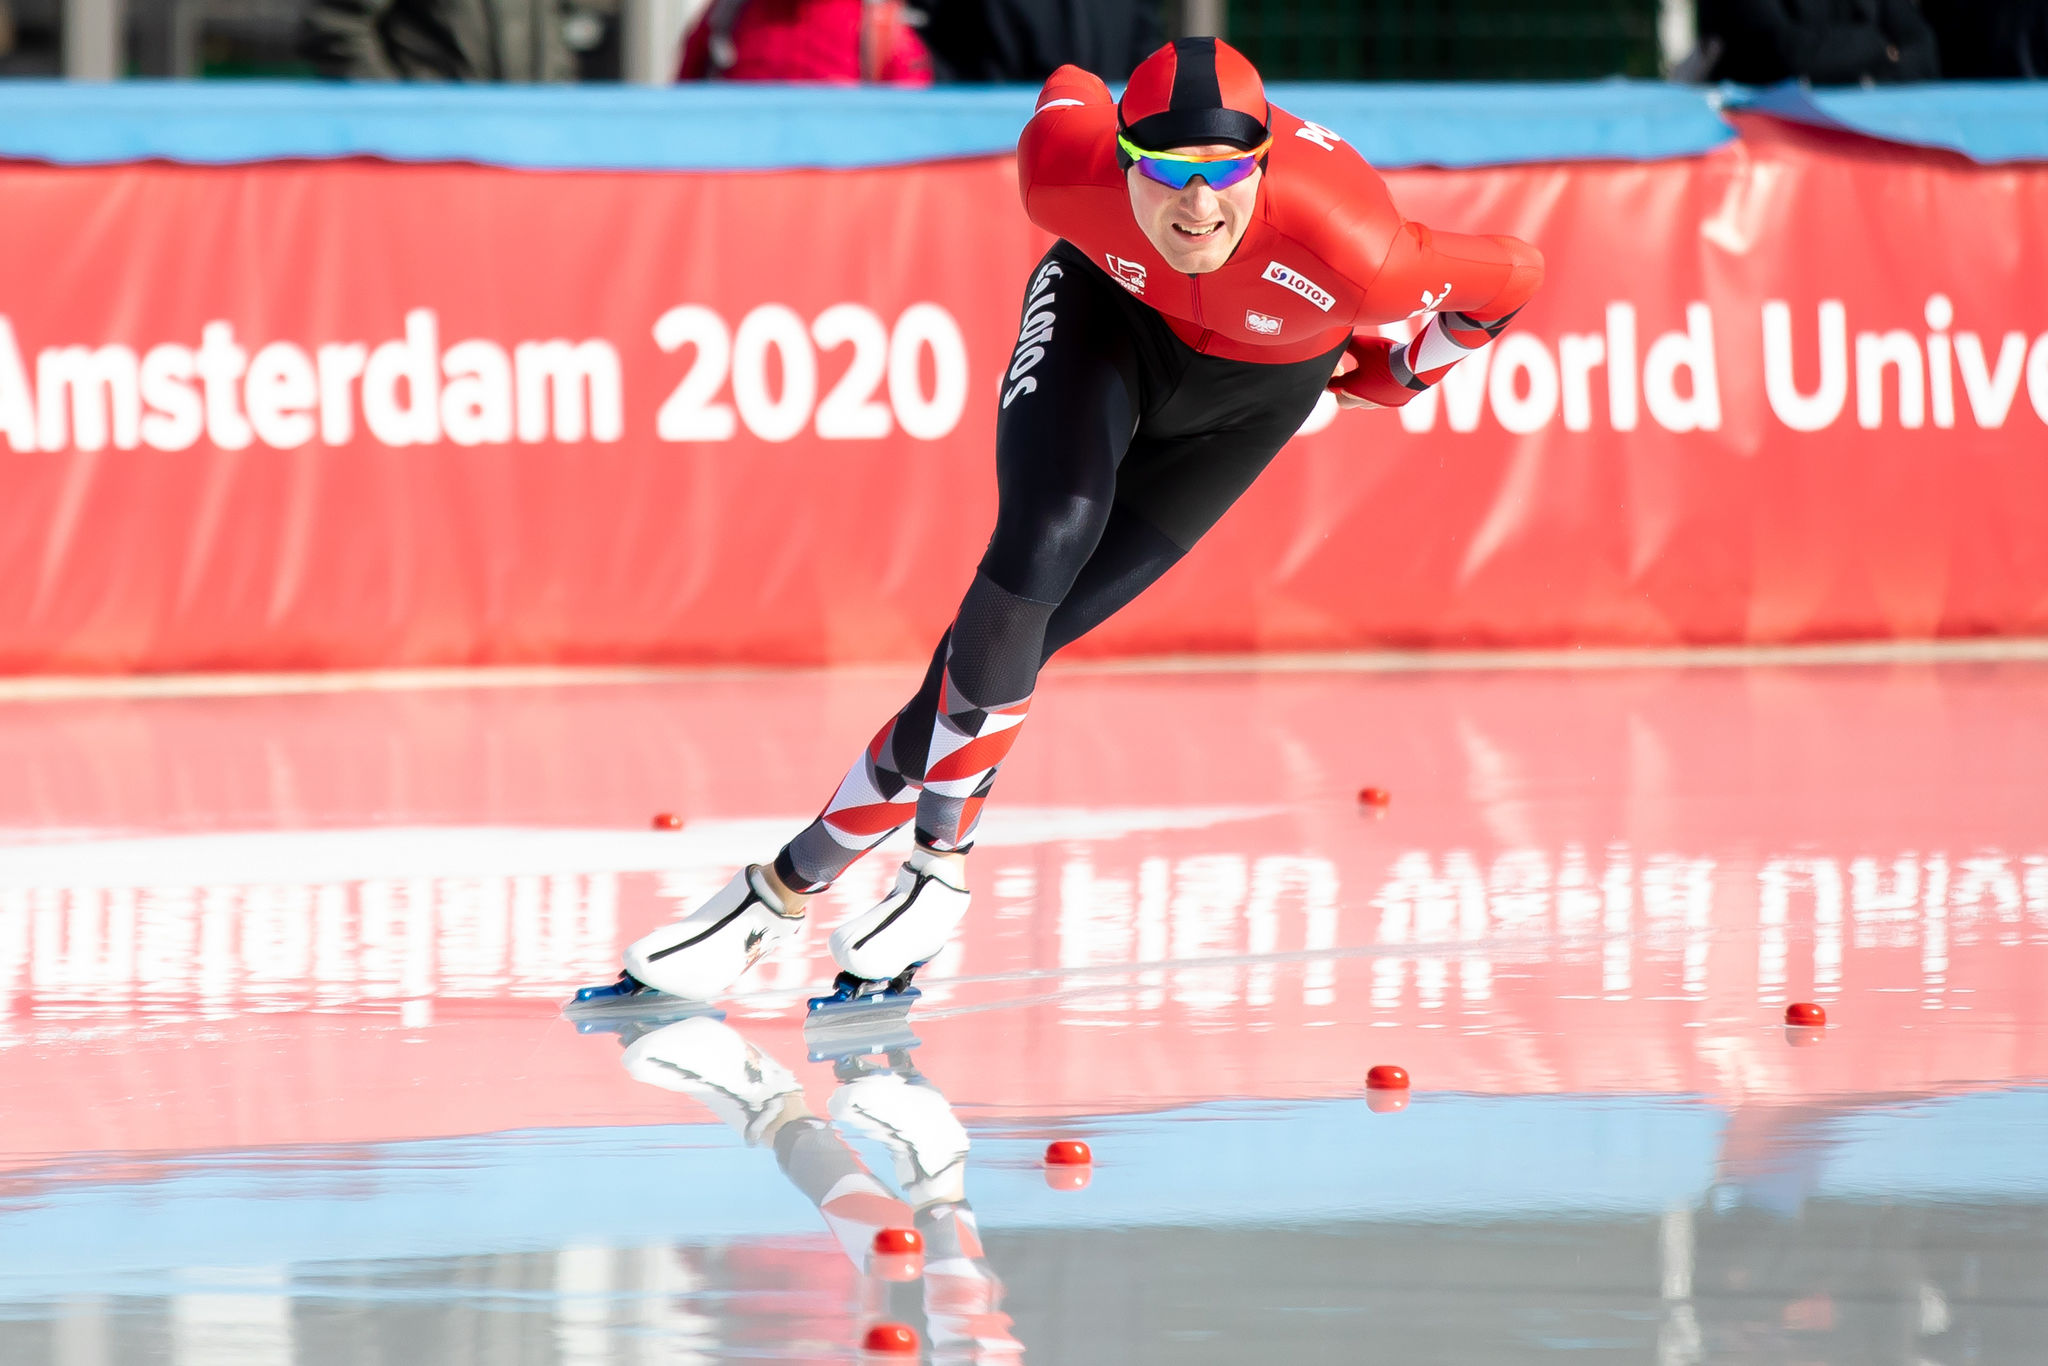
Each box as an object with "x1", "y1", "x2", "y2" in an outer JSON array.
[
  {"x1": 574, "y1": 866, "x2": 804, "y2": 1009},
  {"x1": 808, "y1": 849, "x2": 971, "y2": 1016},
  {"x1": 621, "y1": 1016, "x2": 802, "y2": 1146}
]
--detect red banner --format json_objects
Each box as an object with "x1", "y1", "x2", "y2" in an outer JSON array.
[{"x1": 2, "y1": 116, "x2": 2047, "y2": 673}]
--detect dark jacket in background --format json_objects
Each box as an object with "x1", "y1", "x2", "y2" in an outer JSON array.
[
  {"x1": 305, "y1": 0, "x2": 575, "y2": 79},
  {"x1": 1925, "y1": 0, "x2": 2048, "y2": 76},
  {"x1": 1699, "y1": 0, "x2": 1939, "y2": 84},
  {"x1": 912, "y1": 0, "x2": 1161, "y2": 83}
]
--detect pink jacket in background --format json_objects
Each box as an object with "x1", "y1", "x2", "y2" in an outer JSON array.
[{"x1": 678, "y1": 0, "x2": 933, "y2": 85}]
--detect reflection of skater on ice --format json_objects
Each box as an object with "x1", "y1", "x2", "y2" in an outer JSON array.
[{"x1": 610, "y1": 1015, "x2": 1024, "y2": 1362}]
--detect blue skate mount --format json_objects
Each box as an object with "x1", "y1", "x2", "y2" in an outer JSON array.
[
  {"x1": 805, "y1": 962, "x2": 926, "y2": 1018},
  {"x1": 572, "y1": 971, "x2": 648, "y2": 1006},
  {"x1": 562, "y1": 972, "x2": 725, "y2": 1031}
]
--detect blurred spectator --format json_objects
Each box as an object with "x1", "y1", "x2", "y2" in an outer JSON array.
[
  {"x1": 909, "y1": 0, "x2": 1162, "y2": 82},
  {"x1": 304, "y1": 0, "x2": 577, "y2": 78},
  {"x1": 679, "y1": 0, "x2": 932, "y2": 82},
  {"x1": 1927, "y1": 0, "x2": 2048, "y2": 76},
  {"x1": 1695, "y1": 0, "x2": 1939, "y2": 84},
  {"x1": 0, "y1": 0, "x2": 54, "y2": 74}
]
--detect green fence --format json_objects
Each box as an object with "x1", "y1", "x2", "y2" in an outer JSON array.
[{"x1": 1222, "y1": 0, "x2": 1663, "y2": 80}]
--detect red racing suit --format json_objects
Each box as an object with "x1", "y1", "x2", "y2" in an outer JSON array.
[{"x1": 1018, "y1": 66, "x2": 1544, "y2": 406}]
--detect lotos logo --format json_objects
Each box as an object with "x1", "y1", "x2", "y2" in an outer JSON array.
[
  {"x1": 1263, "y1": 261, "x2": 1336, "y2": 313},
  {"x1": 1002, "y1": 261, "x2": 1063, "y2": 409},
  {"x1": 1105, "y1": 255, "x2": 1148, "y2": 296},
  {"x1": 1244, "y1": 310, "x2": 1282, "y2": 336}
]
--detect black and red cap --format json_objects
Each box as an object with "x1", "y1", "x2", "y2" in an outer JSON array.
[{"x1": 1117, "y1": 37, "x2": 1271, "y2": 153}]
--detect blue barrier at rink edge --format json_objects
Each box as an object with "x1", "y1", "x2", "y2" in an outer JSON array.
[{"x1": 0, "y1": 80, "x2": 2045, "y2": 173}]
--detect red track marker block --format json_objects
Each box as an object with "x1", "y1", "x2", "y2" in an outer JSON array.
[
  {"x1": 1784, "y1": 1002, "x2": 1826, "y2": 1027},
  {"x1": 1044, "y1": 1140, "x2": 1092, "y2": 1166},
  {"x1": 863, "y1": 1323, "x2": 920, "y2": 1355},
  {"x1": 650, "y1": 812, "x2": 685, "y2": 831},
  {"x1": 872, "y1": 1228, "x2": 923, "y2": 1255},
  {"x1": 1357, "y1": 787, "x2": 1392, "y2": 808},
  {"x1": 1366, "y1": 1064, "x2": 1410, "y2": 1090}
]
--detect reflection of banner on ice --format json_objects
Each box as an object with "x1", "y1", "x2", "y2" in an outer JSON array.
[
  {"x1": 1, "y1": 826, "x2": 2044, "y2": 1015},
  {"x1": 4, "y1": 120, "x2": 2048, "y2": 670},
  {"x1": 3, "y1": 816, "x2": 2045, "y2": 1106}
]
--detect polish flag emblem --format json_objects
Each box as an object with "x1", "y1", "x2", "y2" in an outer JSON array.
[
  {"x1": 1245, "y1": 310, "x2": 1282, "y2": 335},
  {"x1": 1105, "y1": 254, "x2": 1148, "y2": 295}
]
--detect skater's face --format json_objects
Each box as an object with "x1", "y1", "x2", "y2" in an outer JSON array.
[{"x1": 1126, "y1": 143, "x2": 1261, "y2": 275}]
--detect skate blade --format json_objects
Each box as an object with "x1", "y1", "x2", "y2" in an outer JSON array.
[
  {"x1": 802, "y1": 998, "x2": 922, "y2": 1062},
  {"x1": 806, "y1": 981, "x2": 920, "y2": 1014},
  {"x1": 562, "y1": 975, "x2": 724, "y2": 1031}
]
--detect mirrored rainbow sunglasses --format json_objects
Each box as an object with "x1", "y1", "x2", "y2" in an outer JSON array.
[{"x1": 1117, "y1": 132, "x2": 1274, "y2": 191}]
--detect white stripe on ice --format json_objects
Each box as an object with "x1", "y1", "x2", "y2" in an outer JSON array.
[{"x1": 0, "y1": 806, "x2": 1278, "y2": 890}]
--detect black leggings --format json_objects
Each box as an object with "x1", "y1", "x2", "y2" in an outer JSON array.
[{"x1": 774, "y1": 241, "x2": 1344, "y2": 892}]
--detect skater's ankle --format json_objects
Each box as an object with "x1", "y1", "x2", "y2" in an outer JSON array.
[
  {"x1": 750, "y1": 864, "x2": 810, "y2": 919},
  {"x1": 908, "y1": 844, "x2": 968, "y2": 885}
]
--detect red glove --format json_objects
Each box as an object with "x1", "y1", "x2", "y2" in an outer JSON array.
[{"x1": 1327, "y1": 334, "x2": 1424, "y2": 409}]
